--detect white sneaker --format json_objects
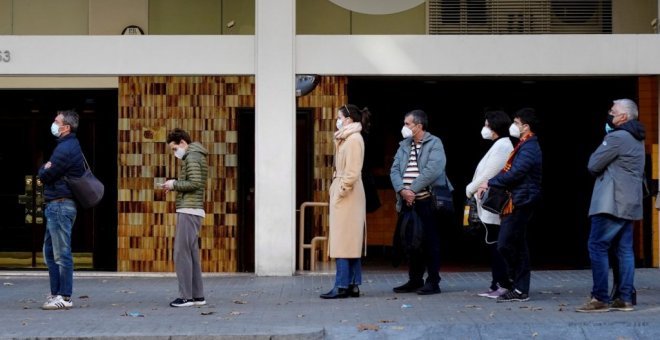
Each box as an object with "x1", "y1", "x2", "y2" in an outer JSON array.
[
  {"x1": 486, "y1": 287, "x2": 509, "y2": 299},
  {"x1": 192, "y1": 297, "x2": 207, "y2": 306},
  {"x1": 42, "y1": 295, "x2": 73, "y2": 310},
  {"x1": 477, "y1": 288, "x2": 496, "y2": 297}
]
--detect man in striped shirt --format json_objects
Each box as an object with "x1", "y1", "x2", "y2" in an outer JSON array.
[{"x1": 390, "y1": 110, "x2": 452, "y2": 295}]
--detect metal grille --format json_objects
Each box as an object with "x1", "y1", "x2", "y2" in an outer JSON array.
[{"x1": 428, "y1": 0, "x2": 612, "y2": 34}]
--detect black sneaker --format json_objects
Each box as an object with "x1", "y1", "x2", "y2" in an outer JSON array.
[
  {"x1": 170, "y1": 298, "x2": 194, "y2": 307},
  {"x1": 393, "y1": 280, "x2": 424, "y2": 293},
  {"x1": 416, "y1": 282, "x2": 441, "y2": 295},
  {"x1": 193, "y1": 297, "x2": 206, "y2": 306},
  {"x1": 496, "y1": 289, "x2": 529, "y2": 302}
]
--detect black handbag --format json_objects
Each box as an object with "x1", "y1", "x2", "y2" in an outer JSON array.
[
  {"x1": 428, "y1": 184, "x2": 454, "y2": 213},
  {"x1": 481, "y1": 186, "x2": 511, "y2": 215},
  {"x1": 64, "y1": 153, "x2": 104, "y2": 209}
]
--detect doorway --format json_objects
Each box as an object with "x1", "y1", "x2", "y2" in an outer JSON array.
[
  {"x1": 348, "y1": 76, "x2": 643, "y2": 269},
  {"x1": 0, "y1": 90, "x2": 118, "y2": 270}
]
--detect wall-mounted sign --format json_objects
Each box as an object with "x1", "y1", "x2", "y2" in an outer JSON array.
[
  {"x1": 121, "y1": 25, "x2": 145, "y2": 35},
  {"x1": 1, "y1": 50, "x2": 10, "y2": 62}
]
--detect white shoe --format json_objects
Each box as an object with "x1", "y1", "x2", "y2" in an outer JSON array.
[{"x1": 42, "y1": 295, "x2": 73, "y2": 310}]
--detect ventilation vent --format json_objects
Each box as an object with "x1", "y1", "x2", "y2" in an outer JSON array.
[{"x1": 428, "y1": 0, "x2": 612, "y2": 34}]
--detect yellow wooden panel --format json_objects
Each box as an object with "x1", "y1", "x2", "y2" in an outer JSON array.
[
  {"x1": 653, "y1": 144, "x2": 658, "y2": 180},
  {"x1": 0, "y1": 0, "x2": 11, "y2": 34},
  {"x1": 13, "y1": 0, "x2": 88, "y2": 35},
  {"x1": 149, "y1": 0, "x2": 222, "y2": 35},
  {"x1": 89, "y1": 0, "x2": 148, "y2": 35}
]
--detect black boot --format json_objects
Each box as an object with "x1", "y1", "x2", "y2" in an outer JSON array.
[
  {"x1": 348, "y1": 284, "x2": 360, "y2": 297},
  {"x1": 320, "y1": 287, "x2": 349, "y2": 299}
]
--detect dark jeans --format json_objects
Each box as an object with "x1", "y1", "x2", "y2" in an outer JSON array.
[
  {"x1": 43, "y1": 198, "x2": 77, "y2": 297},
  {"x1": 588, "y1": 214, "x2": 634, "y2": 303},
  {"x1": 497, "y1": 204, "x2": 534, "y2": 294},
  {"x1": 484, "y1": 223, "x2": 509, "y2": 290},
  {"x1": 407, "y1": 198, "x2": 441, "y2": 285}
]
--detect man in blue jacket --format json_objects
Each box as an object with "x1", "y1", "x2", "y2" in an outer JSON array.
[
  {"x1": 576, "y1": 99, "x2": 645, "y2": 313},
  {"x1": 478, "y1": 108, "x2": 542, "y2": 303},
  {"x1": 37, "y1": 110, "x2": 85, "y2": 310}
]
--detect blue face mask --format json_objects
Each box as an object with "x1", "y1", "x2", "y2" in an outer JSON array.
[{"x1": 605, "y1": 122, "x2": 614, "y2": 134}]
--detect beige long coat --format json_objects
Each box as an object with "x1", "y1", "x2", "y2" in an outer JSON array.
[{"x1": 329, "y1": 125, "x2": 367, "y2": 258}]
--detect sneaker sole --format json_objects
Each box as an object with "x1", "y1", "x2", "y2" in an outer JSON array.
[
  {"x1": 576, "y1": 308, "x2": 610, "y2": 313},
  {"x1": 170, "y1": 302, "x2": 195, "y2": 307},
  {"x1": 496, "y1": 298, "x2": 529, "y2": 303},
  {"x1": 193, "y1": 301, "x2": 207, "y2": 306},
  {"x1": 610, "y1": 307, "x2": 634, "y2": 312},
  {"x1": 41, "y1": 304, "x2": 73, "y2": 310}
]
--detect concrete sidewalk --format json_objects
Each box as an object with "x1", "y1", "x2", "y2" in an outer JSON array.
[{"x1": 1, "y1": 269, "x2": 659, "y2": 339}]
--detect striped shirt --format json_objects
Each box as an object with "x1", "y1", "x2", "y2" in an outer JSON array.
[{"x1": 403, "y1": 141, "x2": 431, "y2": 199}]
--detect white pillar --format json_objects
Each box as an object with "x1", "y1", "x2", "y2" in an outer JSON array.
[{"x1": 254, "y1": 0, "x2": 296, "y2": 275}]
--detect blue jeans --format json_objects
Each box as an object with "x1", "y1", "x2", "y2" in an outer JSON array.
[
  {"x1": 334, "y1": 258, "x2": 362, "y2": 288},
  {"x1": 43, "y1": 199, "x2": 77, "y2": 297},
  {"x1": 588, "y1": 214, "x2": 635, "y2": 303}
]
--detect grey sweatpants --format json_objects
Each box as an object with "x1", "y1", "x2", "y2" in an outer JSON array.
[{"x1": 174, "y1": 213, "x2": 204, "y2": 299}]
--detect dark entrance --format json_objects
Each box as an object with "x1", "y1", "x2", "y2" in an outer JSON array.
[
  {"x1": 348, "y1": 76, "x2": 644, "y2": 269},
  {"x1": 0, "y1": 90, "x2": 118, "y2": 270}
]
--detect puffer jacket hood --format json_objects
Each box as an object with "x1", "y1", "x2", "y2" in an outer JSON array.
[
  {"x1": 185, "y1": 142, "x2": 208, "y2": 158},
  {"x1": 616, "y1": 120, "x2": 645, "y2": 141}
]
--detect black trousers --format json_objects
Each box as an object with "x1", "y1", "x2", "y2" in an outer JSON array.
[
  {"x1": 407, "y1": 198, "x2": 441, "y2": 285},
  {"x1": 497, "y1": 204, "x2": 534, "y2": 294},
  {"x1": 484, "y1": 223, "x2": 510, "y2": 290}
]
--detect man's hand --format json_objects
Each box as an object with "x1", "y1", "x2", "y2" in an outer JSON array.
[
  {"x1": 44, "y1": 161, "x2": 52, "y2": 169},
  {"x1": 476, "y1": 182, "x2": 489, "y2": 199},
  {"x1": 162, "y1": 179, "x2": 176, "y2": 193},
  {"x1": 400, "y1": 189, "x2": 416, "y2": 206}
]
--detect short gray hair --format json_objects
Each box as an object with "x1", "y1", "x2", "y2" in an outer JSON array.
[
  {"x1": 613, "y1": 99, "x2": 638, "y2": 120},
  {"x1": 58, "y1": 110, "x2": 79, "y2": 132}
]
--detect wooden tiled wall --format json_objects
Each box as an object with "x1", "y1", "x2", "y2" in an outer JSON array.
[
  {"x1": 298, "y1": 76, "x2": 347, "y2": 242},
  {"x1": 638, "y1": 76, "x2": 658, "y2": 152},
  {"x1": 298, "y1": 77, "x2": 397, "y2": 247},
  {"x1": 116, "y1": 75, "x2": 395, "y2": 272},
  {"x1": 117, "y1": 76, "x2": 254, "y2": 272},
  {"x1": 638, "y1": 76, "x2": 659, "y2": 267}
]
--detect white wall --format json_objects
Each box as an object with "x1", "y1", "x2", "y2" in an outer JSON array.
[{"x1": 2, "y1": 35, "x2": 660, "y2": 76}]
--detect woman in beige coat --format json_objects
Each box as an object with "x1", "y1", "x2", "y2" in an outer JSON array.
[{"x1": 320, "y1": 104, "x2": 371, "y2": 299}]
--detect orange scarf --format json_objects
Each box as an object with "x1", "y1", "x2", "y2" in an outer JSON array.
[{"x1": 500, "y1": 133, "x2": 534, "y2": 215}]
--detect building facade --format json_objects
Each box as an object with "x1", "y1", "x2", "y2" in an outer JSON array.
[{"x1": 0, "y1": 0, "x2": 659, "y2": 275}]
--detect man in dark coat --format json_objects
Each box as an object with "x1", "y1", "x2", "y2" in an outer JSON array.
[
  {"x1": 479, "y1": 108, "x2": 542, "y2": 303},
  {"x1": 38, "y1": 110, "x2": 85, "y2": 310}
]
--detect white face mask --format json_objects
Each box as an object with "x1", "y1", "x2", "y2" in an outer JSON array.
[
  {"x1": 336, "y1": 118, "x2": 343, "y2": 130},
  {"x1": 401, "y1": 126, "x2": 413, "y2": 139},
  {"x1": 50, "y1": 123, "x2": 61, "y2": 137},
  {"x1": 174, "y1": 148, "x2": 186, "y2": 159},
  {"x1": 480, "y1": 126, "x2": 493, "y2": 140},
  {"x1": 509, "y1": 123, "x2": 521, "y2": 138}
]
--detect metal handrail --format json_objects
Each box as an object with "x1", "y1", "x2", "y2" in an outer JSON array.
[{"x1": 297, "y1": 201, "x2": 329, "y2": 271}]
